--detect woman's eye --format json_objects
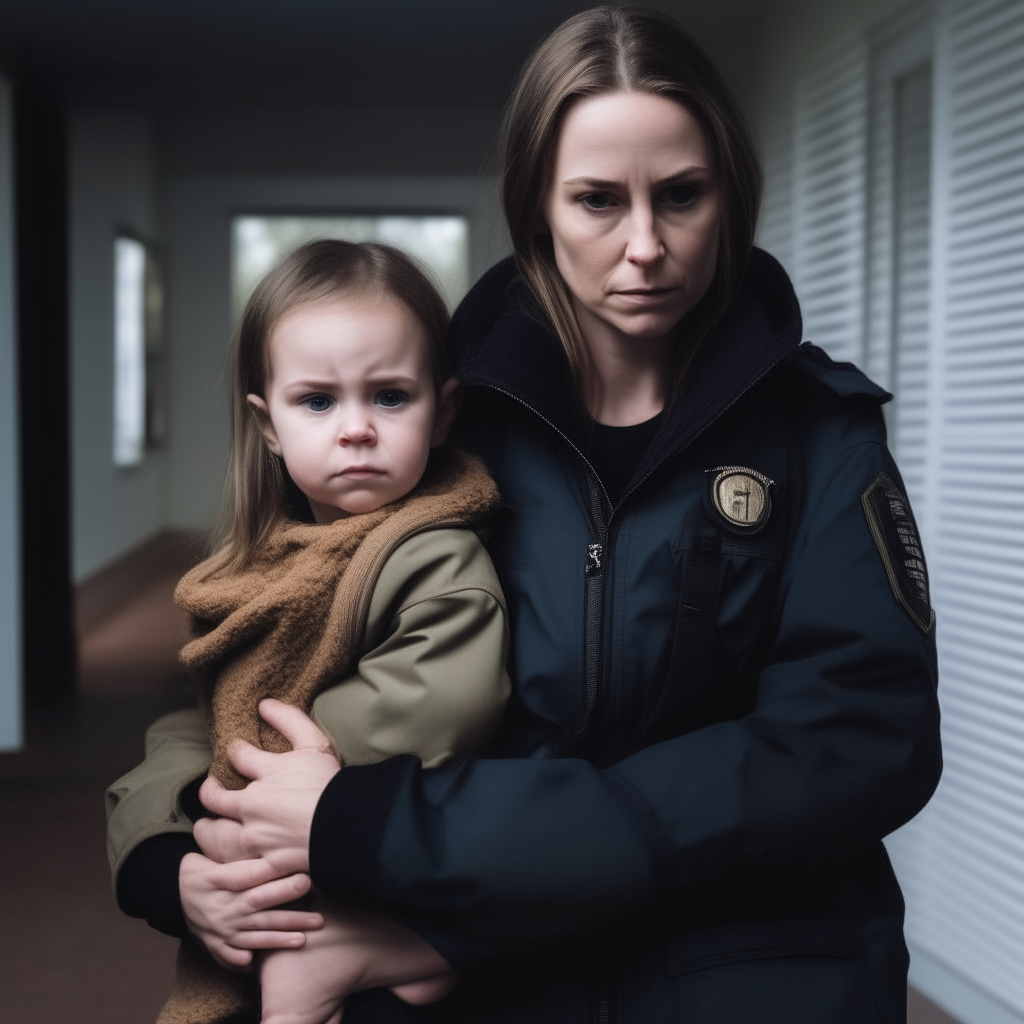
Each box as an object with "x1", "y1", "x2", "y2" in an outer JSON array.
[
  {"x1": 662, "y1": 184, "x2": 702, "y2": 207},
  {"x1": 579, "y1": 192, "x2": 616, "y2": 211},
  {"x1": 303, "y1": 395, "x2": 333, "y2": 413},
  {"x1": 375, "y1": 390, "x2": 409, "y2": 409}
]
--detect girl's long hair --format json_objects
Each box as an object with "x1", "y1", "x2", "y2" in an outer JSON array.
[
  {"x1": 211, "y1": 239, "x2": 451, "y2": 572},
  {"x1": 499, "y1": 5, "x2": 763, "y2": 404}
]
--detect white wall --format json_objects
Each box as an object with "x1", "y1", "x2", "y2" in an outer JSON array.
[
  {"x1": 69, "y1": 110, "x2": 166, "y2": 581},
  {"x1": 163, "y1": 174, "x2": 508, "y2": 532},
  {"x1": 0, "y1": 77, "x2": 21, "y2": 751}
]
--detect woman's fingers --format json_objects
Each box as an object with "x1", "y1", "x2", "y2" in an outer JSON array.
[
  {"x1": 258, "y1": 698, "x2": 334, "y2": 752},
  {"x1": 194, "y1": 815, "x2": 247, "y2": 863},
  {"x1": 199, "y1": 775, "x2": 243, "y2": 818},
  {"x1": 226, "y1": 737, "x2": 294, "y2": 782},
  {"x1": 326, "y1": 1008, "x2": 344, "y2": 1024}
]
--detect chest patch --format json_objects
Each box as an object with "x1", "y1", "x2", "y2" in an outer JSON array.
[
  {"x1": 705, "y1": 465, "x2": 774, "y2": 534},
  {"x1": 861, "y1": 472, "x2": 934, "y2": 635}
]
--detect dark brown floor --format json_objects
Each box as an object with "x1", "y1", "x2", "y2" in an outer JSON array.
[
  {"x1": 0, "y1": 532, "x2": 197, "y2": 1024},
  {"x1": 0, "y1": 531, "x2": 962, "y2": 1023}
]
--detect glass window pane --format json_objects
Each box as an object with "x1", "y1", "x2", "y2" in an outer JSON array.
[
  {"x1": 113, "y1": 236, "x2": 147, "y2": 467},
  {"x1": 231, "y1": 215, "x2": 469, "y2": 319}
]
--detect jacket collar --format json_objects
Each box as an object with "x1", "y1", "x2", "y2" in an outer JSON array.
[{"x1": 451, "y1": 248, "x2": 804, "y2": 472}]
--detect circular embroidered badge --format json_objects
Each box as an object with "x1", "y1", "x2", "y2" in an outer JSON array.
[{"x1": 706, "y1": 466, "x2": 774, "y2": 533}]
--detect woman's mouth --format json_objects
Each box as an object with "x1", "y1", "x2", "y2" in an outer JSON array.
[
  {"x1": 340, "y1": 466, "x2": 385, "y2": 479},
  {"x1": 614, "y1": 287, "x2": 678, "y2": 305}
]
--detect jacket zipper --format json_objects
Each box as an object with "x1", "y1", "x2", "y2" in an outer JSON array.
[
  {"x1": 474, "y1": 385, "x2": 611, "y2": 733},
  {"x1": 583, "y1": 474, "x2": 609, "y2": 726}
]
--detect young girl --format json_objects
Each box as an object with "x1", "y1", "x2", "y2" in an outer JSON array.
[{"x1": 105, "y1": 239, "x2": 510, "y2": 1024}]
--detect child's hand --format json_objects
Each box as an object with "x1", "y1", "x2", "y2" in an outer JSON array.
[
  {"x1": 258, "y1": 913, "x2": 353, "y2": 1024},
  {"x1": 179, "y1": 852, "x2": 324, "y2": 970},
  {"x1": 258, "y1": 903, "x2": 457, "y2": 1024}
]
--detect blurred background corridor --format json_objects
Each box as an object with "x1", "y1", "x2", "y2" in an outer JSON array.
[{"x1": 0, "y1": 1, "x2": 1022, "y2": 1021}]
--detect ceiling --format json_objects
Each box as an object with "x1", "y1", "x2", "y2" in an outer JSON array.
[{"x1": 0, "y1": 0, "x2": 765, "y2": 109}]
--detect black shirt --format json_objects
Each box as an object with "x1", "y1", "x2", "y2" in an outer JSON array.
[{"x1": 586, "y1": 412, "x2": 663, "y2": 507}]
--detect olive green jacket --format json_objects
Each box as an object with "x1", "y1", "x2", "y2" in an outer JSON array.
[{"x1": 105, "y1": 527, "x2": 510, "y2": 889}]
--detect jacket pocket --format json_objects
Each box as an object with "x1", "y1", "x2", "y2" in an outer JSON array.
[{"x1": 668, "y1": 919, "x2": 882, "y2": 1024}]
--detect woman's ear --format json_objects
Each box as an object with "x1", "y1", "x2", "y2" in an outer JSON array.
[
  {"x1": 430, "y1": 377, "x2": 462, "y2": 448},
  {"x1": 246, "y1": 394, "x2": 282, "y2": 456}
]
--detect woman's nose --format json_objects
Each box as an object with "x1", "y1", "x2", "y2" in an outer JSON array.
[
  {"x1": 624, "y1": 208, "x2": 665, "y2": 266},
  {"x1": 337, "y1": 407, "x2": 376, "y2": 445}
]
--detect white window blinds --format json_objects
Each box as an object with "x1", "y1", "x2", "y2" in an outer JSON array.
[
  {"x1": 899, "y1": 0, "x2": 1024, "y2": 1015},
  {"x1": 791, "y1": 42, "x2": 869, "y2": 364}
]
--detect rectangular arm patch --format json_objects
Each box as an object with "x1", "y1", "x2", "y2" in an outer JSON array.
[{"x1": 861, "y1": 473, "x2": 935, "y2": 635}]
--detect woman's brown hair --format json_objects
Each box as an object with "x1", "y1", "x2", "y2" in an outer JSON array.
[
  {"x1": 500, "y1": 5, "x2": 763, "y2": 402},
  {"x1": 212, "y1": 238, "x2": 451, "y2": 571}
]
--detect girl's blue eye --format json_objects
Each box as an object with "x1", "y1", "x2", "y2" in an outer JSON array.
[
  {"x1": 375, "y1": 390, "x2": 408, "y2": 409},
  {"x1": 580, "y1": 192, "x2": 616, "y2": 211},
  {"x1": 303, "y1": 395, "x2": 333, "y2": 413}
]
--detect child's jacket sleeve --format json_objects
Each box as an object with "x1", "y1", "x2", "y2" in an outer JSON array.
[
  {"x1": 104, "y1": 527, "x2": 510, "y2": 902},
  {"x1": 313, "y1": 528, "x2": 509, "y2": 769}
]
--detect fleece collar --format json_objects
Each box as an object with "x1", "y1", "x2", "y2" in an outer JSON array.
[{"x1": 451, "y1": 247, "x2": 805, "y2": 479}]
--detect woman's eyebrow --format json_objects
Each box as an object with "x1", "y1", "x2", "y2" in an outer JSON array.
[
  {"x1": 561, "y1": 166, "x2": 712, "y2": 188},
  {"x1": 654, "y1": 166, "x2": 712, "y2": 186},
  {"x1": 561, "y1": 176, "x2": 621, "y2": 189}
]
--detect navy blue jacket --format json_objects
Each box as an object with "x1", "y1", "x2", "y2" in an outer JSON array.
[{"x1": 310, "y1": 250, "x2": 941, "y2": 1023}]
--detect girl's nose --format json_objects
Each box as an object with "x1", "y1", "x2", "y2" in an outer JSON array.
[
  {"x1": 337, "y1": 408, "x2": 376, "y2": 446},
  {"x1": 624, "y1": 206, "x2": 665, "y2": 267}
]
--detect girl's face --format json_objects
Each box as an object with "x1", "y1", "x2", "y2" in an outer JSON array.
[
  {"x1": 543, "y1": 90, "x2": 721, "y2": 347},
  {"x1": 248, "y1": 294, "x2": 457, "y2": 521}
]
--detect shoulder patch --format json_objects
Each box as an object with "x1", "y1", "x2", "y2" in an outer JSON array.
[{"x1": 861, "y1": 473, "x2": 934, "y2": 634}]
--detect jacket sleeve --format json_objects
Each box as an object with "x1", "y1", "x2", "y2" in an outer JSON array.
[
  {"x1": 308, "y1": 438, "x2": 942, "y2": 965},
  {"x1": 105, "y1": 708, "x2": 212, "y2": 886},
  {"x1": 312, "y1": 528, "x2": 510, "y2": 770}
]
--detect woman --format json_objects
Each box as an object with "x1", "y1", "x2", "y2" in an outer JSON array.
[{"x1": 110, "y1": 7, "x2": 941, "y2": 1022}]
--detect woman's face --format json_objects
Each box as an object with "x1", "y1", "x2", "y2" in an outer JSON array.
[{"x1": 543, "y1": 91, "x2": 720, "y2": 345}]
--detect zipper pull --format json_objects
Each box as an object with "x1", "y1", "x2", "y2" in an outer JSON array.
[{"x1": 585, "y1": 542, "x2": 603, "y2": 576}]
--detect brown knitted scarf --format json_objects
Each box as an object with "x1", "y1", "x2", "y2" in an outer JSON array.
[{"x1": 156, "y1": 448, "x2": 498, "y2": 1024}]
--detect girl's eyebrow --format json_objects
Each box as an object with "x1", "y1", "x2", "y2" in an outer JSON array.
[
  {"x1": 281, "y1": 378, "x2": 339, "y2": 391},
  {"x1": 282, "y1": 374, "x2": 420, "y2": 391},
  {"x1": 561, "y1": 166, "x2": 712, "y2": 189},
  {"x1": 364, "y1": 374, "x2": 420, "y2": 387}
]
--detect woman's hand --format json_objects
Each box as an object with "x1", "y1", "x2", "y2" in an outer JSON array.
[
  {"x1": 179, "y1": 851, "x2": 325, "y2": 970},
  {"x1": 198, "y1": 699, "x2": 341, "y2": 874}
]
